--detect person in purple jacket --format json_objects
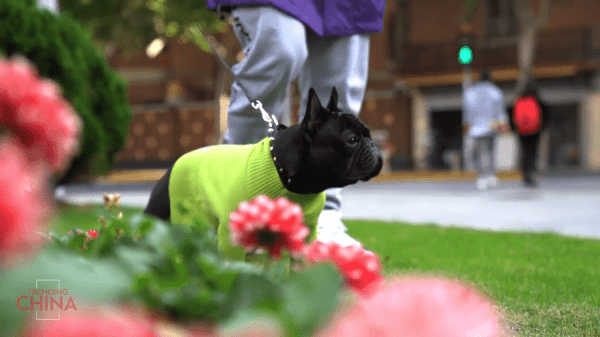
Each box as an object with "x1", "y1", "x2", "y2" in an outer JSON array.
[{"x1": 206, "y1": 0, "x2": 386, "y2": 246}]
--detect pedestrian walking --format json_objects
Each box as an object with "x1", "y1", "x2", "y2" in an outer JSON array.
[
  {"x1": 463, "y1": 69, "x2": 510, "y2": 190},
  {"x1": 511, "y1": 80, "x2": 548, "y2": 187},
  {"x1": 206, "y1": 0, "x2": 386, "y2": 246}
]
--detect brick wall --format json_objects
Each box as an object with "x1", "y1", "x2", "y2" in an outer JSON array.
[{"x1": 115, "y1": 103, "x2": 217, "y2": 166}]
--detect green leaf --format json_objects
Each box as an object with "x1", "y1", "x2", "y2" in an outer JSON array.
[
  {"x1": 68, "y1": 232, "x2": 86, "y2": 250},
  {"x1": 50, "y1": 232, "x2": 68, "y2": 247},
  {"x1": 225, "y1": 273, "x2": 284, "y2": 317},
  {"x1": 221, "y1": 260, "x2": 263, "y2": 275},
  {"x1": 143, "y1": 220, "x2": 174, "y2": 251},
  {"x1": 114, "y1": 246, "x2": 154, "y2": 275},
  {"x1": 95, "y1": 227, "x2": 116, "y2": 256},
  {"x1": 0, "y1": 250, "x2": 131, "y2": 336},
  {"x1": 213, "y1": 270, "x2": 239, "y2": 293},
  {"x1": 281, "y1": 264, "x2": 343, "y2": 337},
  {"x1": 197, "y1": 253, "x2": 220, "y2": 278},
  {"x1": 129, "y1": 213, "x2": 156, "y2": 238},
  {"x1": 107, "y1": 217, "x2": 132, "y2": 237},
  {"x1": 267, "y1": 259, "x2": 289, "y2": 283}
]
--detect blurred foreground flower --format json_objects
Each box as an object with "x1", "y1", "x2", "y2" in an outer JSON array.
[
  {"x1": 304, "y1": 241, "x2": 383, "y2": 297},
  {"x1": 0, "y1": 56, "x2": 81, "y2": 262},
  {"x1": 0, "y1": 55, "x2": 81, "y2": 173},
  {"x1": 229, "y1": 195, "x2": 309, "y2": 259},
  {"x1": 217, "y1": 315, "x2": 282, "y2": 337},
  {"x1": 22, "y1": 305, "x2": 158, "y2": 337},
  {"x1": 0, "y1": 139, "x2": 50, "y2": 260},
  {"x1": 103, "y1": 193, "x2": 121, "y2": 209},
  {"x1": 320, "y1": 276, "x2": 502, "y2": 337}
]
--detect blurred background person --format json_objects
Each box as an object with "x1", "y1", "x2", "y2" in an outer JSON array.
[
  {"x1": 463, "y1": 69, "x2": 510, "y2": 190},
  {"x1": 511, "y1": 80, "x2": 549, "y2": 187},
  {"x1": 206, "y1": 0, "x2": 386, "y2": 246}
]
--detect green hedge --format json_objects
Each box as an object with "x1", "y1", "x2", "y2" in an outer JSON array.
[{"x1": 0, "y1": 1, "x2": 131, "y2": 183}]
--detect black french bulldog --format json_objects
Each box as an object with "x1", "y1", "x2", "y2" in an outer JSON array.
[{"x1": 144, "y1": 87, "x2": 382, "y2": 259}]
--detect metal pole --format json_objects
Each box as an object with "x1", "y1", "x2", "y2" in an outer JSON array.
[{"x1": 462, "y1": 65, "x2": 474, "y2": 171}]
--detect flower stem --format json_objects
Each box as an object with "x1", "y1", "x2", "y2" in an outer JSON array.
[{"x1": 263, "y1": 251, "x2": 272, "y2": 275}]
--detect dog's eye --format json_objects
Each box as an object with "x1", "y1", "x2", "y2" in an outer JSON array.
[{"x1": 347, "y1": 136, "x2": 359, "y2": 145}]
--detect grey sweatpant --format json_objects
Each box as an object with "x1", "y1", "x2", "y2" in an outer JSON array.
[
  {"x1": 473, "y1": 134, "x2": 496, "y2": 177},
  {"x1": 223, "y1": 6, "x2": 371, "y2": 212}
]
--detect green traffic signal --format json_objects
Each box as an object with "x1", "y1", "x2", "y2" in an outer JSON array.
[{"x1": 458, "y1": 45, "x2": 473, "y2": 65}]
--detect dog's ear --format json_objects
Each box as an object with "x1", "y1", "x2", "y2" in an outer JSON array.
[
  {"x1": 302, "y1": 88, "x2": 326, "y2": 134},
  {"x1": 326, "y1": 86, "x2": 338, "y2": 111}
]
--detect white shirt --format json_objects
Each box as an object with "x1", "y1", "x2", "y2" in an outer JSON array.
[{"x1": 463, "y1": 81, "x2": 508, "y2": 137}]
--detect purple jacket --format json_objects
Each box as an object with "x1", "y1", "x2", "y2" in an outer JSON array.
[{"x1": 206, "y1": 0, "x2": 386, "y2": 36}]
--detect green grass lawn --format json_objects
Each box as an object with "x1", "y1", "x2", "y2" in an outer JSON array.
[
  {"x1": 346, "y1": 220, "x2": 600, "y2": 336},
  {"x1": 51, "y1": 203, "x2": 145, "y2": 234},
  {"x1": 51, "y1": 205, "x2": 600, "y2": 336}
]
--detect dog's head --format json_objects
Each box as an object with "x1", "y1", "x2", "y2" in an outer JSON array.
[{"x1": 273, "y1": 87, "x2": 383, "y2": 193}]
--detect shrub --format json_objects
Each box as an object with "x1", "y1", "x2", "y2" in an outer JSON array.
[{"x1": 0, "y1": 0, "x2": 131, "y2": 183}]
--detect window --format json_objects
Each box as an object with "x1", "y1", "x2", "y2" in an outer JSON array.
[{"x1": 486, "y1": 0, "x2": 518, "y2": 38}]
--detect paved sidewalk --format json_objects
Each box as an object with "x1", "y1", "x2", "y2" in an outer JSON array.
[
  {"x1": 341, "y1": 177, "x2": 600, "y2": 240},
  {"x1": 56, "y1": 175, "x2": 600, "y2": 240}
]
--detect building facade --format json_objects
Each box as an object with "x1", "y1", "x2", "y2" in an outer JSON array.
[
  {"x1": 109, "y1": 0, "x2": 600, "y2": 173},
  {"x1": 388, "y1": 0, "x2": 600, "y2": 172}
]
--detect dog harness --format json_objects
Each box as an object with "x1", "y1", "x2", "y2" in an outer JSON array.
[{"x1": 168, "y1": 137, "x2": 325, "y2": 260}]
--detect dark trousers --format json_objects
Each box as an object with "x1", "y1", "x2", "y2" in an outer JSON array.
[{"x1": 519, "y1": 133, "x2": 540, "y2": 180}]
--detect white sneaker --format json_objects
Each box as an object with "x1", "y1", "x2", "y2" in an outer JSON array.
[
  {"x1": 476, "y1": 177, "x2": 488, "y2": 190},
  {"x1": 486, "y1": 175, "x2": 498, "y2": 188},
  {"x1": 317, "y1": 210, "x2": 362, "y2": 247}
]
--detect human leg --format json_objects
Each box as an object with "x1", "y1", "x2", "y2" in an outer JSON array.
[
  {"x1": 487, "y1": 133, "x2": 498, "y2": 187},
  {"x1": 521, "y1": 134, "x2": 539, "y2": 186},
  {"x1": 223, "y1": 6, "x2": 308, "y2": 144},
  {"x1": 297, "y1": 31, "x2": 371, "y2": 246},
  {"x1": 297, "y1": 30, "x2": 370, "y2": 118},
  {"x1": 473, "y1": 136, "x2": 484, "y2": 189},
  {"x1": 474, "y1": 135, "x2": 494, "y2": 190}
]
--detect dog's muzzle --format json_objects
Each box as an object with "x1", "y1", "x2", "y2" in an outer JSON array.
[{"x1": 346, "y1": 138, "x2": 383, "y2": 182}]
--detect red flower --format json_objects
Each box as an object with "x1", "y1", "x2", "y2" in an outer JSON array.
[
  {"x1": 229, "y1": 195, "x2": 309, "y2": 259},
  {"x1": 22, "y1": 305, "x2": 158, "y2": 337},
  {"x1": 84, "y1": 229, "x2": 99, "y2": 243},
  {"x1": 304, "y1": 241, "x2": 384, "y2": 297},
  {"x1": 0, "y1": 56, "x2": 81, "y2": 173},
  {"x1": 0, "y1": 56, "x2": 81, "y2": 261},
  {"x1": 0, "y1": 139, "x2": 50, "y2": 261},
  {"x1": 319, "y1": 276, "x2": 502, "y2": 337}
]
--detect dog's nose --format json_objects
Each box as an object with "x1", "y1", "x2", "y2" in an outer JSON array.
[{"x1": 365, "y1": 138, "x2": 381, "y2": 154}]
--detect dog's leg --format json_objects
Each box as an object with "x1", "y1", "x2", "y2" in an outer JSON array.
[{"x1": 143, "y1": 168, "x2": 172, "y2": 221}]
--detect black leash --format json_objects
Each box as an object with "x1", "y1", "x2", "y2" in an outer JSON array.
[{"x1": 194, "y1": 23, "x2": 278, "y2": 138}]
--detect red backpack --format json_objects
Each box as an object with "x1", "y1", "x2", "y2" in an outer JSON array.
[{"x1": 513, "y1": 96, "x2": 542, "y2": 135}]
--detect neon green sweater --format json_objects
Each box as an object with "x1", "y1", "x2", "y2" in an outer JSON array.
[{"x1": 169, "y1": 137, "x2": 325, "y2": 260}]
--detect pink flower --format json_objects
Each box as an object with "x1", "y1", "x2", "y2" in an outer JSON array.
[
  {"x1": 0, "y1": 139, "x2": 50, "y2": 261},
  {"x1": 217, "y1": 316, "x2": 281, "y2": 337},
  {"x1": 304, "y1": 241, "x2": 383, "y2": 296},
  {"x1": 319, "y1": 276, "x2": 502, "y2": 337},
  {"x1": 22, "y1": 305, "x2": 158, "y2": 337},
  {"x1": 229, "y1": 195, "x2": 309, "y2": 259},
  {"x1": 0, "y1": 56, "x2": 81, "y2": 173}
]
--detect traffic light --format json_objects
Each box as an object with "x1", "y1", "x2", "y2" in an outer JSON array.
[
  {"x1": 458, "y1": 33, "x2": 473, "y2": 65},
  {"x1": 458, "y1": 45, "x2": 473, "y2": 65}
]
